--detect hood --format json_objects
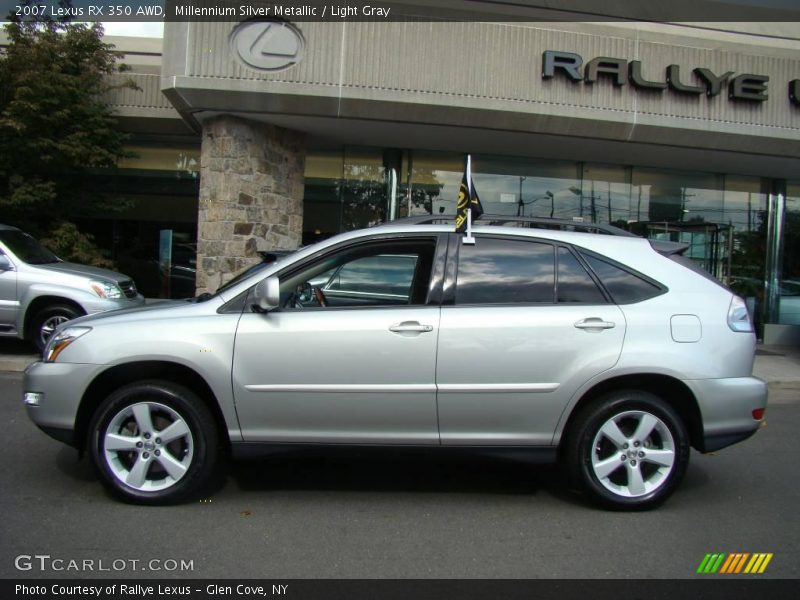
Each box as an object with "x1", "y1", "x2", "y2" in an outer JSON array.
[
  {"x1": 36, "y1": 261, "x2": 133, "y2": 282},
  {"x1": 62, "y1": 298, "x2": 211, "y2": 329}
]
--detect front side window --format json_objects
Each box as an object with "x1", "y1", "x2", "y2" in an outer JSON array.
[
  {"x1": 325, "y1": 255, "x2": 418, "y2": 301},
  {"x1": 456, "y1": 238, "x2": 555, "y2": 304},
  {"x1": 279, "y1": 238, "x2": 436, "y2": 309}
]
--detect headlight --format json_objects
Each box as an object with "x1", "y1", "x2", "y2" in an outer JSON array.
[
  {"x1": 44, "y1": 327, "x2": 92, "y2": 362},
  {"x1": 89, "y1": 280, "x2": 123, "y2": 299}
]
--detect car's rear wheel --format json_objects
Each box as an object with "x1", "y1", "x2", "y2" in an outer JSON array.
[
  {"x1": 30, "y1": 303, "x2": 82, "y2": 353},
  {"x1": 566, "y1": 390, "x2": 690, "y2": 510},
  {"x1": 88, "y1": 381, "x2": 218, "y2": 505}
]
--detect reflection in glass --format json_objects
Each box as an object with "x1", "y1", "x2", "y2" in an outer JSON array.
[
  {"x1": 300, "y1": 147, "x2": 786, "y2": 330},
  {"x1": 472, "y1": 157, "x2": 580, "y2": 220},
  {"x1": 304, "y1": 150, "x2": 346, "y2": 244},
  {"x1": 118, "y1": 145, "x2": 200, "y2": 178},
  {"x1": 779, "y1": 185, "x2": 800, "y2": 325},
  {"x1": 632, "y1": 168, "x2": 724, "y2": 225},
  {"x1": 341, "y1": 148, "x2": 387, "y2": 231},
  {"x1": 580, "y1": 164, "x2": 631, "y2": 227},
  {"x1": 724, "y1": 177, "x2": 768, "y2": 327},
  {"x1": 456, "y1": 238, "x2": 555, "y2": 304},
  {"x1": 328, "y1": 255, "x2": 417, "y2": 298},
  {"x1": 557, "y1": 247, "x2": 606, "y2": 303},
  {"x1": 400, "y1": 151, "x2": 462, "y2": 217},
  {"x1": 582, "y1": 254, "x2": 662, "y2": 304}
]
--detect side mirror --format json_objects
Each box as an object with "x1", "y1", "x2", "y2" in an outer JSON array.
[
  {"x1": 253, "y1": 275, "x2": 280, "y2": 312},
  {"x1": 0, "y1": 255, "x2": 14, "y2": 272}
]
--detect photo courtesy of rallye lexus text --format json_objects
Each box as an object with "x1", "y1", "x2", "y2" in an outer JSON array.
[
  {"x1": 14, "y1": 583, "x2": 194, "y2": 597},
  {"x1": 22, "y1": 213, "x2": 767, "y2": 510}
]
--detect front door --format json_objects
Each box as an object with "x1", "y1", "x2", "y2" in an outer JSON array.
[
  {"x1": 0, "y1": 250, "x2": 18, "y2": 332},
  {"x1": 232, "y1": 235, "x2": 444, "y2": 444}
]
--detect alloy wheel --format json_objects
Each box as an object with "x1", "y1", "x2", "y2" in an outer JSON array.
[
  {"x1": 102, "y1": 401, "x2": 195, "y2": 492},
  {"x1": 39, "y1": 314, "x2": 70, "y2": 347},
  {"x1": 590, "y1": 410, "x2": 676, "y2": 498}
]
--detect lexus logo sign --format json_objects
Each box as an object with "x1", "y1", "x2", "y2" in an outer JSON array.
[{"x1": 230, "y1": 21, "x2": 305, "y2": 72}]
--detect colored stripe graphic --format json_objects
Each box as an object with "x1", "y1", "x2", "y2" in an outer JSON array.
[
  {"x1": 697, "y1": 553, "x2": 773, "y2": 574},
  {"x1": 722, "y1": 553, "x2": 749, "y2": 574},
  {"x1": 744, "y1": 553, "x2": 774, "y2": 574},
  {"x1": 719, "y1": 554, "x2": 736, "y2": 574},
  {"x1": 697, "y1": 553, "x2": 726, "y2": 573},
  {"x1": 696, "y1": 554, "x2": 713, "y2": 573}
]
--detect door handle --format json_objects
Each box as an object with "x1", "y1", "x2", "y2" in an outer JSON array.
[
  {"x1": 389, "y1": 321, "x2": 434, "y2": 334},
  {"x1": 574, "y1": 318, "x2": 616, "y2": 331}
]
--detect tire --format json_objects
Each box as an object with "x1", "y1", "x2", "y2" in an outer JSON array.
[
  {"x1": 30, "y1": 303, "x2": 82, "y2": 353},
  {"x1": 88, "y1": 380, "x2": 219, "y2": 505},
  {"x1": 565, "y1": 390, "x2": 690, "y2": 510}
]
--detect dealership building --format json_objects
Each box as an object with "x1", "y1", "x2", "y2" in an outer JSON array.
[{"x1": 37, "y1": 3, "x2": 800, "y2": 342}]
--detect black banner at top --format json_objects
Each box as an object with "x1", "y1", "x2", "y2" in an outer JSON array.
[{"x1": 3, "y1": 0, "x2": 800, "y2": 22}]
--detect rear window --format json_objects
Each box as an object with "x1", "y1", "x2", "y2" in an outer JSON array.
[
  {"x1": 581, "y1": 253, "x2": 664, "y2": 304},
  {"x1": 557, "y1": 247, "x2": 606, "y2": 303}
]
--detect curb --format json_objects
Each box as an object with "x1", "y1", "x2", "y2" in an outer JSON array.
[
  {"x1": 0, "y1": 358, "x2": 37, "y2": 373},
  {"x1": 768, "y1": 381, "x2": 800, "y2": 390}
]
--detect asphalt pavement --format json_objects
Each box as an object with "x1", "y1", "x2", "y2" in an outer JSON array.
[{"x1": 0, "y1": 361, "x2": 798, "y2": 580}]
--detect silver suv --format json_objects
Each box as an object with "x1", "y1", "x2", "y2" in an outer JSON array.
[
  {"x1": 0, "y1": 224, "x2": 144, "y2": 351},
  {"x1": 23, "y1": 216, "x2": 767, "y2": 509}
]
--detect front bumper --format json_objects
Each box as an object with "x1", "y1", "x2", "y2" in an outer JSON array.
[
  {"x1": 23, "y1": 360, "x2": 107, "y2": 448},
  {"x1": 685, "y1": 376, "x2": 768, "y2": 453}
]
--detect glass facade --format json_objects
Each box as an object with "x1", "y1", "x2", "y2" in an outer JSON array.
[
  {"x1": 303, "y1": 147, "x2": 790, "y2": 336},
  {"x1": 779, "y1": 184, "x2": 800, "y2": 326},
  {"x1": 73, "y1": 141, "x2": 795, "y2": 331},
  {"x1": 80, "y1": 144, "x2": 201, "y2": 298}
]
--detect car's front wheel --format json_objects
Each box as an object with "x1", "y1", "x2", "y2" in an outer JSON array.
[
  {"x1": 88, "y1": 381, "x2": 219, "y2": 505},
  {"x1": 30, "y1": 303, "x2": 82, "y2": 353},
  {"x1": 566, "y1": 390, "x2": 690, "y2": 510}
]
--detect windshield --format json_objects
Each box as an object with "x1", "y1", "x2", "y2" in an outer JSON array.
[
  {"x1": 0, "y1": 230, "x2": 59, "y2": 264},
  {"x1": 211, "y1": 251, "x2": 295, "y2": 297},
  {"x1": 216, "y1": 262, "x2": 270, "y2": 295}
]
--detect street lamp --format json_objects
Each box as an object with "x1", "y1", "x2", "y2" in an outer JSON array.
[
  {"x1": 545, "y1": 190, "x2": 554, "y2": 218},
  {"x1": 567, "y1": 186, "x2": 596, "y2": 221},
  {"x1": 517, "y1": 192, "x2": 555, "y2": 217}
]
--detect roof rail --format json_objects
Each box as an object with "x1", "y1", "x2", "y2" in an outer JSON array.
[{"x1": 376, "y1": 214, "x2": 638, "y2": 237}]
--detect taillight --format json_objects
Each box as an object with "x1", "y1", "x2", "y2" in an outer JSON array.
[
  {"x1": 752, "y1": 408, "x2": 765, "y2": 421},
  {"x1": 727, "y1": 295, "x2": 753, "y2": 333}
]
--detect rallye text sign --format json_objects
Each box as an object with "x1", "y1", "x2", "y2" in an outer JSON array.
[{"x1": 542, "y1": 50, "x2": 800, "y2": 106}]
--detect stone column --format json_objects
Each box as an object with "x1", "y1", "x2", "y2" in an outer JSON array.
[{"x1": 196, "y1": 115, "x2": 305, "y2": 294}]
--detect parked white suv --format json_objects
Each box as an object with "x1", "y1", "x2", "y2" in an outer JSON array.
[
  {"x1": 23, "y1": 216, "x2": 767, "y2": 509},
  {"x1": 0, "y1": 224, "x2": 144, "y2": 351}
]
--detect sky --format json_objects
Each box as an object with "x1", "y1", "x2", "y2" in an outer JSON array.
[{"x1": 102, "y1": 21, "x2": 164, "y2": 37}]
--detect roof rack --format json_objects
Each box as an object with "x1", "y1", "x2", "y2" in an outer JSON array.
[{"x1": 377, "y1": 214, "x2": 638, "y2": 237}]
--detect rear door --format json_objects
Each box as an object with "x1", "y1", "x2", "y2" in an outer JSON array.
[{"x1": 436, "y1": 235, "x2": 626, "y2": 445}]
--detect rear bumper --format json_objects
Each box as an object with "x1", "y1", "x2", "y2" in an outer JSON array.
[{"x1": 685, "y1": 376, "x2": 768, "y2": 453}]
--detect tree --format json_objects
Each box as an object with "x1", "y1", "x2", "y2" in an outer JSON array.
[{"x1": 0, "y1": 0, "x2": 136, "y2": 265}]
